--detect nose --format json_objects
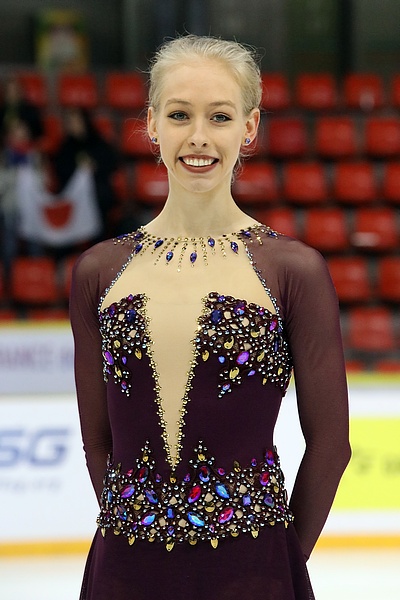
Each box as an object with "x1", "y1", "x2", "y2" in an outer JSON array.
[{"x1": 188, "y1": 119, "x2": 209, "y2": 148}]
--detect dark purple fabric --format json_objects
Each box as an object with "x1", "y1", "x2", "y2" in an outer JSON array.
[{"x1": 70, "y1": 228, "x2": 350, "y2": 599}]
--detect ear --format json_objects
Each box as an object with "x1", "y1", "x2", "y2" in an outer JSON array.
[
  {"x1": 244, "y1": 108, "x2": 260, "y2": 144},
  {"x1": 147, "y1": 106, "x2": 158, "y2": 141}
]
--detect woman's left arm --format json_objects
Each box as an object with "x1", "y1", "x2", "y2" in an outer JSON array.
[{"x1": 283, "y1": 243, "x2": 351, "y2": 559}]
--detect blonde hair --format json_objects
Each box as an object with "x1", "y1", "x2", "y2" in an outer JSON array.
[{"x1": 148, "y1": 35, "x2": 262, "y2": 115}]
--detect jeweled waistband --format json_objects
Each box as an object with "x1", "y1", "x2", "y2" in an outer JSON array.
[{"x1": 97, "y1": 442, "x2": 294, "y2": 551}]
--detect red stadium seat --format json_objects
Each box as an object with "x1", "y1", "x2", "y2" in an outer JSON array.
[
  {"x1": 111, "y1": 168, "x2": 131, "y2": 203},
  {"x1": 105, "y1": 72, "x2": 147, "y2": 110},
  {"x1": 303, "y1": 208, "x2": 348, "y2": 251},
  {"x1": 121, "y1": 118, "x2": 153, "y2": 156},
  {"x1": 327, "y1": 257, "x2": 371, "y2": 303},
  {"x1": 0, "y1": 309, "x2": 18, "y2": 322},
  {"x1": 39, "y1": 114, "x2": 63, "y2": 154},
  {"x1": 375, "y1": 359, "x2": 400, "y2": 373},
  {"x1": 315, "y1": 117, "x2": 358, "y2": 158},
  {"x1": 17, "y1": 72, "x2": 48, "y2": 107},
  {"x1": 11, "y1": 257, "x2": 59, "y2": 305},
  {"x1": 347, "y1": 307, "x2": 395, "y2": 352},
  {"x1": 351, "y1": 208, "x2": 398, "y2": 250},
  {"x1": 268, "y1": 118, "x2": 308, "y2": 158},
  {"x1": 377, "y1": 257, "x2": 400, "y2": 301},
  {"x1": 93, "y1": 114, "x2": 116, "y2": 141},
  {"x1": 233, "y1": 162, "x2": 279, "y2": 204},
  {"x1": 254, "y1": 208, "x2": 297, "y2": 238},
  {"x1": 365, "y1": 117, "x2": 400, "y2": 157},
  {"x1": 282, "y1": 162, "x2": 328, "y2": 205},
  {"x1": 26, "y1": 308, "x2": 69, "y2": 320},
  {"x1": 133, "y1": 162, "x2": 168, "y2": 204},
  {"x1": 57, "y1": 73, "x2": 98, "y2": 108},
  {"x1": 382, "y1": 162, "x2": 400, "y2": 204},
  {"x1": 343, "y1": 74, "x2": 384, "y2": 111},
  {"x1": 295, "y1": 73, "x2": 338, "y2": 110},
  {"x1": 333, "y1": 162, "x2": 377, "y2": 204},
  {"x1": 261, "y1": 74, "x2": 291, "y2": 111},
  {"x1": 390, "y1": 74, "x2": 400, "y2": 108}
]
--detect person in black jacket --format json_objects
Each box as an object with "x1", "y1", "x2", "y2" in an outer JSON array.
[{"x1": 53, "y1": 107, "x2": 119, "y2": 239}]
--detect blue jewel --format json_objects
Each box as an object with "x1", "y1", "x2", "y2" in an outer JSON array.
[
  {"x1": 208, "y1": 237, "x2": 215, "y2": 248},
  {"x1": 134, "y1": 231, "x2": 144, "y2": 240},
  {"x1": 242, "y1": 493, "x2": 251, "y2": 506},
  {"x1": 247, "y1": 369, "x2": 256, "y2": 376},
  {"x1": 211, "y1": 309, "x2": 223, "y2": 324},
  {"x1": 236, "y1": 350, "x2": 249, "y2": 365},
  {"x1": 141, "y1": 512, "x2": 156, "y2": 526},
  {"x1": 134, "y1": 243, "x2": 143, "y2": 255},
  {"x1": 222, "y1": 383, "x2": 231, "y2": 392},
  {"x1": 107, "y1": 490, "x2": 113, "y2": 502},
  {"x1": 126, "y1": 309, "x2": 136, "y2": 323},
  {"x1": 117, "y1": 505, "x2": 127, "y2": 521},
  {"x1": 188, "y1": 512, "x2": 205, "y2": 527},
  {"x1": 218, "y1": 356, "x2": 226, "y2": 364},
  {"x1": 145, "y1": 489, "x2": 158, "y2": 504},
  {"x1": 154, "y1": 239, "x2": 164, "y2": 248},
  {"x1": 167, "y1": 526, "x2": 175, "y2": 536},
  {"x1": 215, "y1": 483, "x2": 230, "y2": 499},
  {"x1": 217, "y1": 295, "x2": 225, "y2": 302},
  {"x1": 231, "y1": 241, "x2": 239, "y2": 253},
  {"x1": 166, "y1": 251, "x2": 174, "y2": 262},
  {"x1": 120, "y1": 484, "x2": 135, "y2": 499},
  {"x1": 264, "y1": 493, "x2": 275, "y2": 508},
  {"x1": 242, "y1": 230, "x2": 252, "y2": 238},
  {"x1": 234, "y1": 302, "x2": 246, "y2": 316},
  {"x1": 167, "y1": 507, "x2": 175, "y2": 519},
  {"x1": 190, "y1": 252, "x2": 197, "y2": 264},
  {"x1": 199, "y1": 466, "x2": 210, "y2": 482}
]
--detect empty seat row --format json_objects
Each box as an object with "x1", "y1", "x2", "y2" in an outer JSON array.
[
  {"x1": 341, "y1": 306, "x2": 399, "y2": 353},
  {"x1": 253, "y1": 207, "x2": 399, "y2": 252},
  {"x1": 14, "y1": 71, "x2": 400, "y2": 112},
  {"x1": 114, "y1": 159, "x2": 400, "y2": 206}
]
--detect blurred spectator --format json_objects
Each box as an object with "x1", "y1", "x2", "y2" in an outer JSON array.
[
  {"x1": 0, "y1": 76, "x2": 43, "y2": 144},
  {"x1": 0, "y1": 119, "x2": 43, "y2": 287},
  {"x1": 52, "y1": 107, "x2": 120, "y2": 239}
]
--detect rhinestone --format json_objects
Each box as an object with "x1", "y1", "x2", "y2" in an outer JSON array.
[
  {"x1": 215, "y1": 483, "x2": 230, "y2": 499},
  {"x1": 265, "y1": 450, "x2": 275, "y2": 466},
  {"x1": 133, "y1": 243, "x2": 143, "y2": 255},
  {"x1": 264, "y1": 493, "x2": 275, "y2": 508},
  {"x1": 231, "y1": 241, "x2": 239, "y2": 253},
  {"x1": 188, "y1": 485, "x2": 202, "y2": 504},
  {"x1": 104, "y1": 351, "x2": 114, "y2": 365},
  {"x1": 145, "y1": 489, "x2": 158, "y2": 504},
  {"x1": 137, "y1": 467, "x2": 149, "y2": 483},
  {"x1": 236, "y1": 351, "x2": 249, "y2": 365},
  {"x1": 166, "y1": 251, "x2": 174, "y2": 262},
  {"x1": 154, "y1": 239, "x2": 164, "y2": 248},
  {"x1": 233, "y1": 302, "x2": 245, "y2": 315},
  {"x1": 260, "y1": 472, "x2": 270, "y2": 486},
  {"x1": 120, "y1": 484, "x2": 135, "y2": 499},
  {"x1": 199, "y1": 466, "x2": 210, "y2": 482},
  {"x1": 218, "y1": 356, "x2": 226, "y2": 364},
  {"x1": 190, "y1": 252, "x2": 197, "y2": 264},
  {"x1": 242, "y1": 494, "x2": 251, "y2": 506},
  {"x1": 187, "y1": 512, "x2": 205, "y2": 527},
  {"x1": 126, "y1": 309, "x2": 136, "y2": 323},
  {"x1": 218, "y1": 506, "x2": 234, "y2": 524},
  {"x1": 141, "y1": 512, "x2": 156, "y2": 526},
  {"x1": 208, "y1": 237, "x2": 215, "y2": 248},
  {"x1": 211, "y1": 309, "x2": 223, "y2": 324}
]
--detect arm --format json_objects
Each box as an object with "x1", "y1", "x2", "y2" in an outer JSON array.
[
  {"x1": 69, "y1": 248, "x2": 112, "y2": 502},
  {"x1": 283, "y1": 244, "x2": 351, "y2": 559}
]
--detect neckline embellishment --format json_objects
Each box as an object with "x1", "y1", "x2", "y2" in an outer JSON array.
[{"x1": 114, "y1": 224, "x2": 279, "y2": 272}]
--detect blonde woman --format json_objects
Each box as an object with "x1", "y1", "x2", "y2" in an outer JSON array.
[{"x1": 71, "y1": 35, "x2": 350, "y2": 599}]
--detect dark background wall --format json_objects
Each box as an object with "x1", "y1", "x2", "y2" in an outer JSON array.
[{"x1": 0, "y1": 0, "x2": 399, "y2": 77}]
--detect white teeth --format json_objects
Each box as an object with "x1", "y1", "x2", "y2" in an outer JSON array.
[{"x1": 183, "y1": 157, "x2": 214, "y2": 167}]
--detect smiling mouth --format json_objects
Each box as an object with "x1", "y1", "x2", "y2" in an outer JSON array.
[{"x1": 180, "y1": 157, "x2": 218, "y2": 167}]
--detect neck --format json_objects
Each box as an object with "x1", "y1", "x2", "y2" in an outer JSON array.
[{"x1": 146, "y1": 187, "x2": 255, "y2": 238}]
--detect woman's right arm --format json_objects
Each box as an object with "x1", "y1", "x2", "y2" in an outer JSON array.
[{"x1": 69, "y1": 249, "x2": 112, "y2": 502}]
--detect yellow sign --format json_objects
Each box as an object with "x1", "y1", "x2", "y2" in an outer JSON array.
[{"x1": 334, "y1": 417, "x2": 400, "y2": 510}]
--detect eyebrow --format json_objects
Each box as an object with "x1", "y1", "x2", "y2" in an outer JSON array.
[{"x1": 165, "y1": 98, "x2": 237, "y2": 109}]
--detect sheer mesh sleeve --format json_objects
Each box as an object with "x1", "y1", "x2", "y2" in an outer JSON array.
[
  {"x1": 69, "y1": 239, "x2": 131, "y2": 502},
  {"x1": 250, "y1": 235, "x2": 351, "y2": 559}
]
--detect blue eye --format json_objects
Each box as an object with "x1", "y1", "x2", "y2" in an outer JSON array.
[
  {"x1": 212, "y1": 114, "x2": 231, "y2": 123},
  {"x1": 169, "y1": 112, "x2": 187, "y2": 121}
]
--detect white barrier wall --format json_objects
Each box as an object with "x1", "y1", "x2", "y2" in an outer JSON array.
[{"x1": 0, "y1": 324, "x2": 399, "y2": 548}]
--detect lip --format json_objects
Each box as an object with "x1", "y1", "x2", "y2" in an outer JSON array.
[{"x1": 179, "y1": 155, "x2": 219, "y2": 173}]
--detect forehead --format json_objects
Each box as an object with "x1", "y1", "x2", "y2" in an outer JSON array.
[{"x1": 159, "y1": 58, "x2": 242, "y2": 106}]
